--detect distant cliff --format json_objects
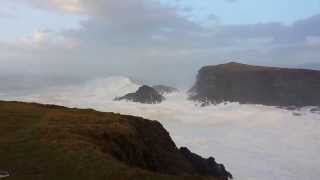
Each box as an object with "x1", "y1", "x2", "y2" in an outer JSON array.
[
  {"x1": 0, "y1": 101, "x2": 231, "y2": 180},
  {"x1": 190, "y1": 62, "x2": 320, "y2": 107}
]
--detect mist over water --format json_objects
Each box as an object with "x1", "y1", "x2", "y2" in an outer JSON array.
[{"x1": 4, "y1": 76, "x2": 320, "y2": 180}]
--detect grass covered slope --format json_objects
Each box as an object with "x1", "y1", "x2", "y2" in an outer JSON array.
[{"x1": 0, "y1": 101, "x2": 230, "y2": 180}]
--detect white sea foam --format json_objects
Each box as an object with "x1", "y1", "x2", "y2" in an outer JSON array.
[{"x1": 8, "y1": 76, "x2": 320, "y2": 180}]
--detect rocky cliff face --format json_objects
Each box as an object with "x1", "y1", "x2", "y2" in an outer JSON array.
[
  {"x1": 190, "y1": 62, "x2": 320, "y2": 107},
  {"x1": 179, "y1": 147, "x2": 232, "y2": 179},
  {"x1": 115, "y1": 85, "x2": 165, "y2": 104},
  {"x1": 0, "y1": 101, "x2": 231, "y2": 180},
  {"x1": 105, "y1": 116, "x2": 231, "y2": 178}
]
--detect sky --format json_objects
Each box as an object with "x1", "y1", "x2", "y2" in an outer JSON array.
[
  {"x1": 162, "y1": 0, "x2": 320, "y2": 25},
  {"x1": 0, "y1": 0, "x2": 320, "y2": 87}
]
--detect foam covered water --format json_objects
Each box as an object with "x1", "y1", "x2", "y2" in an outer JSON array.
[{"x1": 6, "y1": 76, "x2": 320, "y2": 180}]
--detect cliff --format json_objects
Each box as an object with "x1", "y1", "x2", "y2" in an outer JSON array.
[
  {"x1": 0, "y1": 101, "x2": 231, "y2": 180},
  {"x1": 190, "y1": 62, "x2": 320, "y2": 107}
]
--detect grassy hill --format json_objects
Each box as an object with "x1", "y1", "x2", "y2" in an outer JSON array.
[{"x1": 0, "y1": 101, "x2": 230, "y2": 180}]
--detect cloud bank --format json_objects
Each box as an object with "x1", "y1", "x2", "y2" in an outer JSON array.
[{"x1": 0, "y1": 0, "x2": 320, "y2": 87}]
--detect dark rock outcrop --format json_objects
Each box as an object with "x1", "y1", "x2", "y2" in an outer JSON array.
[
  {"x1": 115, "y1": 85, "x2": 165, "y2": 104},
  {"x1": 179, "y1": 147, "x2": 232, "y2": 179},
  {"x1": 104, "y1": 117, "x2": 231, "y2": 179},
  {"x1": 0, "y1": 101, "x2": 231, "y2": 180},
  {"x1": 152, "y1": 85, "x2": 179, "y2": 95},
  {"x1": 190, "y1": 62, "x2": 320, "y2": 107}
]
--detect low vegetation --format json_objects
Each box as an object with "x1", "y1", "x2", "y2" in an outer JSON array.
[{"x1": 0, "y1": 101, "x2": 229, "y2": 180}]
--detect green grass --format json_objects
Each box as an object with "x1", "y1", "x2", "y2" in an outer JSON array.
[{"x1": 0, "y1": 101, "x2": 219, "y2": 180}]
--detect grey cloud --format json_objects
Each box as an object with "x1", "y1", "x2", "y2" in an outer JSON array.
[
  {"x1": 280, "y1": 14, "x2": 320, "y2": 43},
  {"x1": 0, "y1": 2, "x2": 17, "y2": 18},
  {"x1": 217, "y1": 14, "x2": 320, "y2": 44},
  {"x1": 0, "y1": 11, "x2": 14, "y2": 18},
  {"x1": 0, "y1": 0, "x2": 320, "y2": 88}
]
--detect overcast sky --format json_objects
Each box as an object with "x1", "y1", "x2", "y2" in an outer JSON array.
[{"x1": 0, "y1": 0, "x2": 320, "y2": 87}]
